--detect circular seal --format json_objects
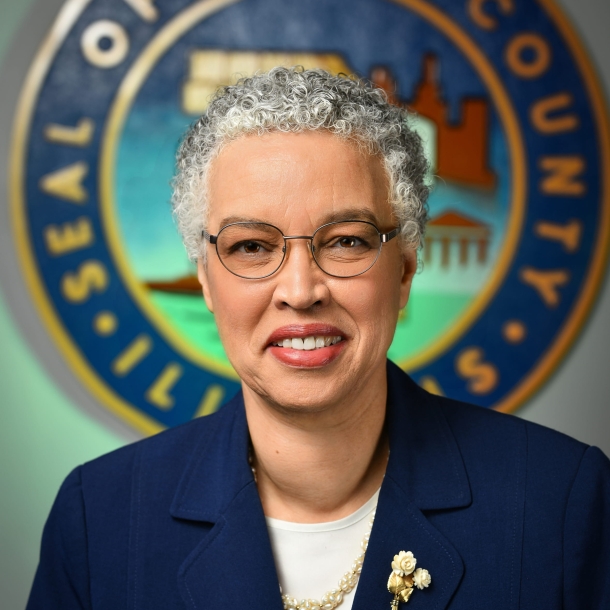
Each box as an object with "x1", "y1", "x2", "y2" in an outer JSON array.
[{"x1": 11, "y1": 0, "x2": 610, "y2": 434}]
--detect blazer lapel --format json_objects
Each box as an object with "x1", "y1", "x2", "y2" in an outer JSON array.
[
  {"x1": 354, "y1": 478, "x2": 464, "y2": 610},
  {"x1": 171, "y1": 394, "x2": 283, "y2": 610},
  {"x1": 177, "y1": 482, "x2": 283, "y2": 609},
  {"x1": 353, "y1": 362, "x2": 471, "y2": 610}
]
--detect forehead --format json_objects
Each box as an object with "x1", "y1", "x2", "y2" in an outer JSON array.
[{"x1": 207, "y1": 131, "x2": 393, "y2": 230}]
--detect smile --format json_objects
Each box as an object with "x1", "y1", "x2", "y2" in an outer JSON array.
[
  {"x1": 266, "y1": 325, "x2": 347, "y2": 367},
  {"x1": 271, "y1": 336, "x2": 344, "y2": 350}
]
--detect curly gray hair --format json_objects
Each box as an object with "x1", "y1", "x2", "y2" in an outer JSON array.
[{"x1": 172, "y1": 66, "x2": 429, "y2": 261}]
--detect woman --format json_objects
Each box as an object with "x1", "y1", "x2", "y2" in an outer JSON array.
[{"x1": 28, "y1": 68, "x2": 610, "y2": 610}]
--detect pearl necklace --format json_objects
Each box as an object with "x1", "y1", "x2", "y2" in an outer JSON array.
[
  {"x1": 249, "y1": 450, "x2": 376, "y2": 610},
  {"x1": 280, "y1": 510, "x2": 375, "y2": 610}
]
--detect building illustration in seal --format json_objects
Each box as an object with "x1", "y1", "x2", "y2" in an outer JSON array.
[
  {"x1": 425, "y1": 211, "x2": 491, "y2": 268},
  {"x1": 371, "y1": 55, "x2": 496, "y2": 189}
]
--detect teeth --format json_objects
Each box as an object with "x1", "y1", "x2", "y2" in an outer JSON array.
[
  {"x1": 292, "y1": 338, "x2": 304, "y2": 350},
  {"x1": 303, "y1": 337, "x2": 316, "y2": 350},
  {"x1": 273, "y1": 336, "x2": 343, "y2": 350}
]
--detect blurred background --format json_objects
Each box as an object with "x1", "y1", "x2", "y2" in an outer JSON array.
[{"x1": 1, "y1": 0, "x2": 609, "y2": 607}]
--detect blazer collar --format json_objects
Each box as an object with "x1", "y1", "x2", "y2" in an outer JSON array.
[
  {"x1": 171, "y1": 361, "x2": 470, "y2": 609},
  {"x1": 384, "y1": 360, "x2": 472, "y2": 511},
  {"x1": 170, "y1": 390, "x2": 253, "y2": 521}
]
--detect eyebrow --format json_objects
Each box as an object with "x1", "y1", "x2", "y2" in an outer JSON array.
[{"x1": 217, "y1": 208, "x2": 382, "y2": 230}]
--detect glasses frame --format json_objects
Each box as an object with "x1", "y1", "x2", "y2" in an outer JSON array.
[{"x1": 201, "y1": 219, "x2": 401, "y2": 280}]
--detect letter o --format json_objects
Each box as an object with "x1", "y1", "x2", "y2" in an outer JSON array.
[
  {"x1": 505, "y1": 33, "x2": 551, "y2": 79},
  {"x1": 81, "y1": 20, "x2": 129, "y2": 69},
  {"x1": 469, "y1": 0, "x2": 514, "y2": 31}
]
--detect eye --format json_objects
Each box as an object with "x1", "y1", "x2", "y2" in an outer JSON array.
[
  {"x1": 335, "y1": 236, "x2": 363, "y2": 248},
  {"x1": 226, "y1": 239, "x2": 279, "y2": 256},
  {"x1": 241, "y1": 241, "x2": 262, "y2": 254}
]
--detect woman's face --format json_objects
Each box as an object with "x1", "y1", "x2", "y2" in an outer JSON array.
[{"x1": 198, "y1": 131, "x2": 416, "y2": 413}]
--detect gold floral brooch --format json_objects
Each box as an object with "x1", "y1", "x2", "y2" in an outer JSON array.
[{"x1": 387, "y1": 551, "x2": 431, "y2": 607}]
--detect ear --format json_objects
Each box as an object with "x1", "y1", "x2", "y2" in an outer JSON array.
[
  {"x1": 197, "y1": 258, "x2": 215, "y2": 313},
  {"x1": 399, "y1": 249, "x2": 417, "y2": 309}
]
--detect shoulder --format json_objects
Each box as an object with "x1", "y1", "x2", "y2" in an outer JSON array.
[
  {"x1": 423, "y1": 386, "x2": 610, "y2": 516},
  {"x1": 37, "y1": 394, "x2": 242, "y2": 581},
  {"x1": 77, "y1": 391, "x2": 240, "y2": 495},
  {"x1": 388, "y1": 358, "x2": 593, "y2": 462},
  {"x1": 388, "y1": 359, "x2": 608, "y2": 494},
  {"x1": 29, "y1": 396, "x2": 242, "y2": 608},
  {"x1": 434, "y1": 391, "x2": 592, "y2": 466},
  {"x1": 434, "y1": 390, "x2": 587, "y2": 454}
]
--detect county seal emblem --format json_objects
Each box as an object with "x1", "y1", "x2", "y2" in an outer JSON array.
[{"x1": 11, "y1": 0, "x2": 610, "y2": 433}]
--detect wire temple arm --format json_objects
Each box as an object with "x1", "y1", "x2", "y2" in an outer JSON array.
[
  {"x1": 380, "y1": 227, "x2": 401, "y2": 243},
  {"x1": 202, "y1": 230, "x2": 217, "y2": 245}
]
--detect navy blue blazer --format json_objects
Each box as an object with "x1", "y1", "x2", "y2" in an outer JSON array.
[{"x1": 28, "y1": 361, "x2": 610, "y2": 609}]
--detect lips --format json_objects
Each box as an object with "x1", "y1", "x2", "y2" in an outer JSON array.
[
  {"x1": 266, "y1": 324, "x2": 346, "y2": 347},
  {"x1": 266, "y1": 324, "x2": 347, "y2": 368}
]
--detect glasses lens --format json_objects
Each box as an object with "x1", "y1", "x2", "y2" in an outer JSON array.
[
  {"x1": 216, "y1": 223, "x2": 285, "y2": 278},
  {"x1": 313, "y1": 221, "x2": 382, "y2": 277}
]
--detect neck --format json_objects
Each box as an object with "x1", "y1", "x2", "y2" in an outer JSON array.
[{"x1": 243, "y1": 367, "x2": 388, "y2": 523}]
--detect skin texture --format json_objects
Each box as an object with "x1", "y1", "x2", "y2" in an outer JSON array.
[{"x1": 198, "y1": 131, "x2": 416, "y2": 522}]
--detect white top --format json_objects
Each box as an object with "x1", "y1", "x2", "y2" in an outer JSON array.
[{"x1": 266, "y1": 490, "x2": 379, "y2": 609}]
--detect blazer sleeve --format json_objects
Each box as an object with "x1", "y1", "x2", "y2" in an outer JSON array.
[
  {"x1": 563, "y1": 445, "x2": 610, "y2": 609},
  {"x1": 27, "y1": 467, "x2": 91, "y2": 610}
]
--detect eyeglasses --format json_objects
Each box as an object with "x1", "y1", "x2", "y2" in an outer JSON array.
[{"x1": 202, "y1": 220, "x2": 400, "y2": 279}]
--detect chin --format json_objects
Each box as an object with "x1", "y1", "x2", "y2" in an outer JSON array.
[
  {"x1": 244, "y1": 370, "x2": 349, "y2": 413},
  {"x1": 266, "y1": 392, "x2": 342, "y2": 415}
]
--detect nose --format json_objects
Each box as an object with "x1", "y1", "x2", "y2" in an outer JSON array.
[{"x1": 272, "y1": 239, "x2": 330, "y2": 310}]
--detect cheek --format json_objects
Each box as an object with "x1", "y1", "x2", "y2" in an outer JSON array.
[
  {"x1": 337, "y1": 275, "x2": 401, "y2": 341},
  {"x1": 206, "y1": 273, "x2": 269, "y2": 349}
]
